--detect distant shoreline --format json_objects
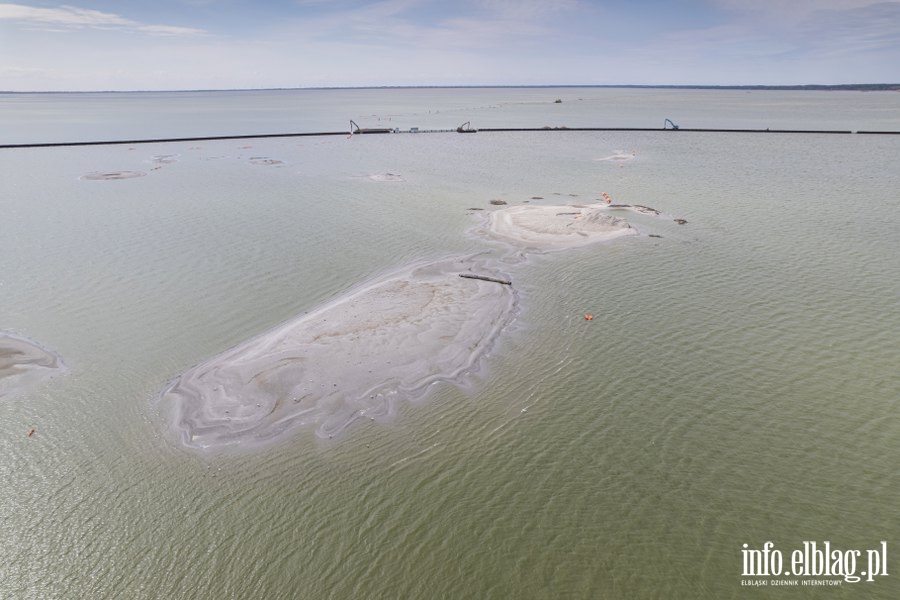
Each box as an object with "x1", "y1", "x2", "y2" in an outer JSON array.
[{"x1": 2, "y1": 84, "x2": 899, "y2": 95}]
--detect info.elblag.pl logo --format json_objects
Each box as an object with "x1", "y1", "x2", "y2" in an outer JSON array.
[{"x1": 741, "y1": 541, "x2": 889, "y2": 585}]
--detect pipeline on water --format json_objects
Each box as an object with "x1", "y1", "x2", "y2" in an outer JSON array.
[{"x1": 3, "y1": 124, "x2": 900, "y2": 149}]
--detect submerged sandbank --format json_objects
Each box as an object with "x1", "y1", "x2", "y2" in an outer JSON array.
[
  {"x1": 0, "y1": 334, "x2": 65, "y2": 398},
  {"x1": 485, "y1": 204, "x2": 637, "y2": 250},
  {"x1": 160, "y1": 257, "x2": 516, "y2": 451}
]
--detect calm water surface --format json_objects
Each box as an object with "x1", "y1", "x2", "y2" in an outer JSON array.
[{"x1": 1, "y1": 88, "x2": 899, "y2": 598}]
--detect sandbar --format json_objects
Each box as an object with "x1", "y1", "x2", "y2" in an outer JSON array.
[
  {"x1": 368, "y1": 173, "x2": 404, "y2": 182},
  {"x1": 80, "y1": 170, "x2": 146, "y2": 180},
  {"x1": 159, "y1": 257, "x2": 516, "y2": 451},
  {"x1": 0, "y1": 334, "x2": 65, "y2": 398},
  {"x1": 485, "y1": 204, "x2": 636, "y2": 250},
  {"x1": 595, "y1": 152, "x2": 635, "y2": 162}
]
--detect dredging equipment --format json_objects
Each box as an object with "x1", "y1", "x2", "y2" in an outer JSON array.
[{"x1": 349, "y1": 119, "x2": 394, "y2": 134}]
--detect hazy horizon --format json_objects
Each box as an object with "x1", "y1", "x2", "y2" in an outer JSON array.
[{"x1": 4, "y1": 83, "x2": 900, "y2": 95}]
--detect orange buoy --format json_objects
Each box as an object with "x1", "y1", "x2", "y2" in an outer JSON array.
[
  {"x1": 584, "y1": 315, "x2": 593, "y2": 321},
  {"x1": 27, "y1": 428, "x2": 35, "y2": 437}
]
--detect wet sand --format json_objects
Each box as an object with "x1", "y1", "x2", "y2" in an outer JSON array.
[
  {"x1": 0, "y1": 334, "x2": 65, "y2": 397},
  {"x1": 486, "y1": 204, "x2": 637, "y2": 250},
  {"x1": 160, "y1": 256, "x2": 516, "y2": 451}
]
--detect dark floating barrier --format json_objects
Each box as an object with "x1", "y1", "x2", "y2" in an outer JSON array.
[
  {"x1": 459, "y1": 273, "x2": 512, "y2": 286},
  {"x1": 475, "y1": 127, "x2": 855, "y2": 134},
  {"x1": 0, "y1": 131, "x2": 348, "y2": 149},
  {"x1": 8, "y1": 124, "x2": 898, "y2": 149}
]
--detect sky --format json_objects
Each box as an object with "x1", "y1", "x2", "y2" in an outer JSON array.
[{"x1": 1, "y1": 0, "x2": 899, "y2": 91}]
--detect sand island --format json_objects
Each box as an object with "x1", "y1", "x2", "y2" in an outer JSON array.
[
  {"x1": 160, "y1": 256, "x2": 516, "y2": 451},
  {"x1": 486, "y1": 203, "x2": 637, "y2": 250},
  {"x1": 0, "y1": 333, "x2": 65, "y2": 398}
]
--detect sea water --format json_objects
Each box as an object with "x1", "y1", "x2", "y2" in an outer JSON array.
[{"x1": 1, "y1": 88, "x2": 899, "y2": 598}]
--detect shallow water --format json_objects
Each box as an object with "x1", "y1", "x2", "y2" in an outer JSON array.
[{"x1": 1, "y1": 88, "x2": 899, "y2": 598}]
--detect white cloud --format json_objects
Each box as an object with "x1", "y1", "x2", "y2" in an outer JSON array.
[
  {"x1": 0, "y1": 64, "x2": 50, "y2": 76},
  {"x1": 709, "y1": 0, "x2": 899, "y2": 26},
  {"x1": 134, "y1": 24, "x2": 210, "y2": 37},
  {"x1": 258, "y1": 0, "x2": 557, "y2": 57},
  {"x1": 0, "y1": 3, "x2": 209, "y2": 36},
  {"x1": 711, "y1": 0, "x2": 890, "y2": 14},
  {"x1": 473, "y1": 0, "x2": 580, "y2": 17},
  {"x1": 798, "y1": 2, "x2": 900, "y2": 61},
  {"x1": 1, "y1": 0, "x2": 896, "y2": 90}
]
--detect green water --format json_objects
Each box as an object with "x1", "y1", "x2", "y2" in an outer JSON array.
[{"x1": 1, "y1": 90, "x2": 899, "y2": 598}]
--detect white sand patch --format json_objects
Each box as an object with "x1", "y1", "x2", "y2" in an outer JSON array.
[
  {"x1": 159, "y1": 256, "x2": 516, "y2": 451},
  {"x1": 486, "y1": 204, "x2": 636, "y2": 250},
  {"x1": 0, "y1": 333, "x2": 66, "y2": 398}
]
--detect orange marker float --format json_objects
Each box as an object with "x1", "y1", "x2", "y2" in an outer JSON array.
[
  {"x1": 27, "y1": 428, "x2": 35, "y2": 437},
  {"x1": 584, "y1": 315, "x2": 594, "y2": 321}
]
